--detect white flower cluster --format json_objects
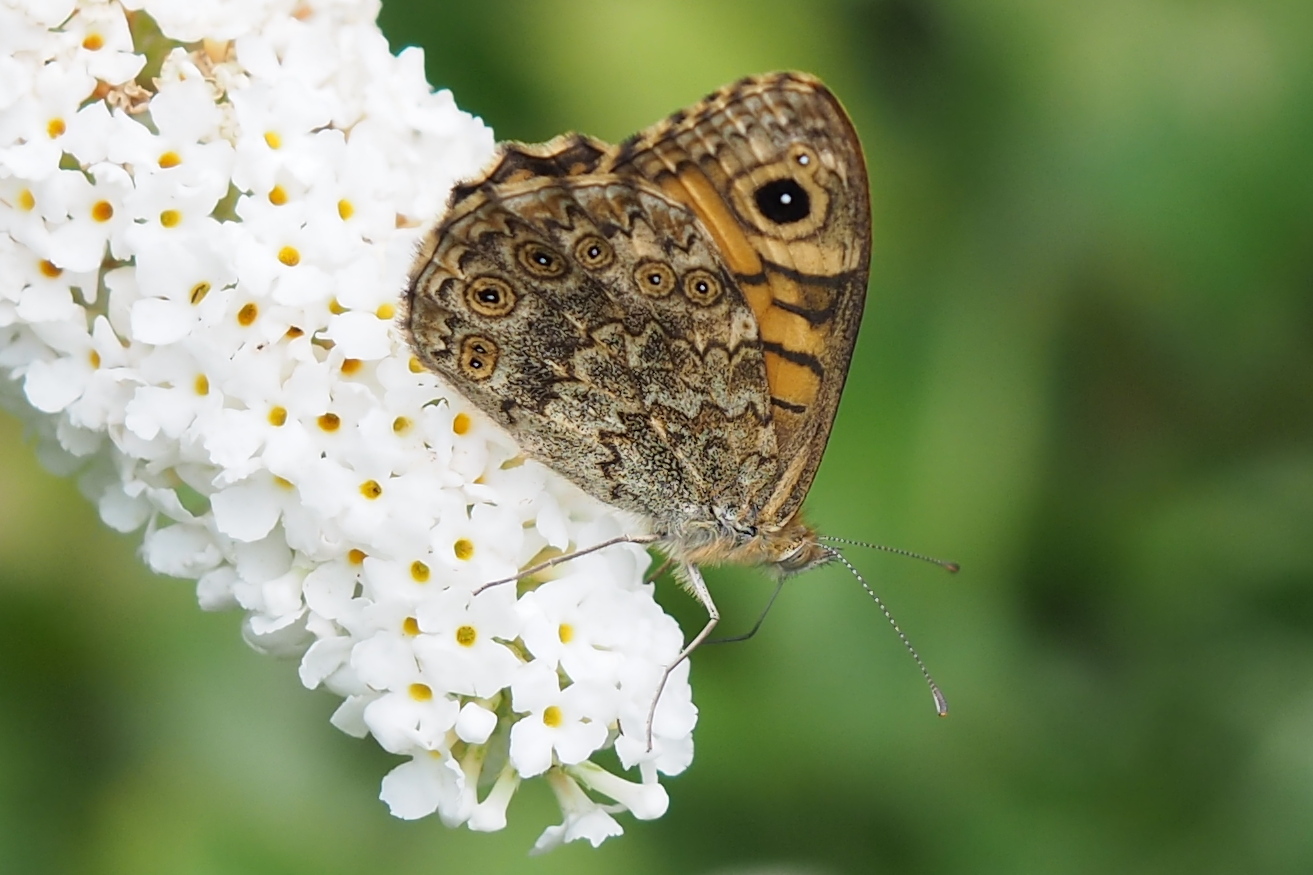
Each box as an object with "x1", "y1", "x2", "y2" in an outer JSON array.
[{"x1": 0, "y1": 0, "x2": 696, "y2": 851}]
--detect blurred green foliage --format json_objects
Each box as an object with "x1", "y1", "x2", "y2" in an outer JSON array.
[{"x1": 3, "y1": 1, "x2": 1313, "y2": 872}]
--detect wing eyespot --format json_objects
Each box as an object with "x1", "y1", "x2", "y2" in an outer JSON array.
[
  {"x1": 753, "y1": 178, "x2": 811, "y2": 225},
  {"x1": 682, "y1": 268, "x2": 723, "y2": 306},
  {"x1": 465, "y1": 276, "x2": 517, "y2": 317},
  {"x1": 458, "y1": 335, "x2": 499, "y2": 380},
  {"x1": 573, "y1": 234, "x2": 615, "y2": 270},
  {"x1": 634, "y1": 260, "x2": 676, "y2": 298},
  {"x1": 517, "y1": 241, "x2": 569, "y2": 279}
]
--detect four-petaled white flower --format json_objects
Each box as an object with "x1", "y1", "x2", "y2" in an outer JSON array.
[{"x1": 509, "y1": 660, "x2": 615, "y2": 778}]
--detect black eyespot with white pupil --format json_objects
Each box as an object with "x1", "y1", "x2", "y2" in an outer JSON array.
[
  {"x1": 754, "y1": 178, "x2": 811, "y2": 224},
  {"x1": 573, "y1": 234, "x2": 614, "y2": 270},
  {"x1": 517, "y1": 242, "x2": 568, "y2": 278},
  {"x1": 634, "y1": 260, "x2": 676, "y2": 298},
  {"x1": 458, "y1": 335, "x2": 498, "y2": 380},
  {"x1": 466, "y1": 276, "x2": 516, "y2": 317},
  {"x1": 682, "y1": 268, "x2": 722, "y2": 306}
]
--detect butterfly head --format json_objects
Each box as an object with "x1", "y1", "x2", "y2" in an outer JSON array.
[{"x1": 761, "y1": 517, "x2": 835, "y2": 578}]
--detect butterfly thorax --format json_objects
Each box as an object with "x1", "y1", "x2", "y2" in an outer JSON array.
[{"x1": 659, "y1": 511, "x2": 834, "y2": 579}]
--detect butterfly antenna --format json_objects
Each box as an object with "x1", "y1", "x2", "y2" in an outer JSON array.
[
  {"x1": 828, "y1": 547, "x2": 949, "y2": 717},
  {"x1": 820, "y1": 536, "x2": 960, "y2": 574}
]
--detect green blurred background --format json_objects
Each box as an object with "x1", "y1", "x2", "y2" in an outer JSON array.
[{"x1": 3, "y1": 1, "x2": 1313, "y2": 872}]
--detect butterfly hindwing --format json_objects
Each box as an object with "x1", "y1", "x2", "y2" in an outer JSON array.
[{"x1": 406, "y1": 165, "x2": 779, "y2": 532}]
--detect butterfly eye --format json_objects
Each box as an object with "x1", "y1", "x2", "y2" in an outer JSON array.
[
  {"x1": 634, "y1": 260, "x2": 676, "y2": 298},
  {"x1": 681, "y1": 268, "x2": 723, "y2": 306},
  {"x1": 517, "y1": 242, "x2": 568, "y2": 278},
  {"x1": 753, "y1": 178, "x2": 811, "y2": 225},
  {"x1": 465, "y1": 276, "x2": 517, "y2": 317},
  {"x1": 573, "y1": 235, "x2": 614, "y2": 270},
  {"x1": 458, "y1": 334, "x2": 499, "y2": 380}
]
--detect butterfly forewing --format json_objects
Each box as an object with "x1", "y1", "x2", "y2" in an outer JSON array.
[{"x1": 604, "y1": 72, "x2": 871, "y2": 523}]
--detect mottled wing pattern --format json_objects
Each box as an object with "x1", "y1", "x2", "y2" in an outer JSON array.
[
  {"x1": 604, "y1": 72, "x2": 871, "y2": 524},
  {"x1": 404, "y1": 166, "x2": 778, "y2": 532}
]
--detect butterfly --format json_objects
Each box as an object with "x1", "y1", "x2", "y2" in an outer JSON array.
[{"x1": 404, "y1": 72, "x2": 938, "y2": 730}]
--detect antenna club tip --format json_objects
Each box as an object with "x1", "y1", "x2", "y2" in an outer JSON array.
[
  {"x1": 932, "y1": 690, "x2": 949, "y2": 717},
  {"x1": 944, "y1": 562, "x2": 960, "y2": 574}
]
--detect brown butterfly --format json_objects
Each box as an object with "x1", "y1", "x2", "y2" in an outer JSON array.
[{"x1": 404, "y1": 72, "x2": 943, "y2": 729}]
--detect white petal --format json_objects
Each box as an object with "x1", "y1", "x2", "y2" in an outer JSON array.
[
  {"x1": 211, "y1": 478, "x2": 280, "y2": 542},
  {"x1": 129, "y1": 297, "x2": 194, "y2": 344},
  {"x1": 23, "y1": 357, "x2": 87, "y2": 412},
  {"x1": 454, "y1": 702, "x2": 496, "y2": 744},
  {"x1": 300, "y1": 636, "x2": 353, "y2": 689},
  {"x1": 380, "y1": 756, "x2": 453, "y2": 820},
  {"x1": 96, "y1": 483, "x2": 151, "y2": 533},
  {"x1": 508, "y1": 718, "x2": 554, "y2": 779},
  {"x1": 322, "y1": 310, "x2": 394, "y2": 360},
  {"x1": 143, "y1": 523, "x2": 221, "y2": 578}
]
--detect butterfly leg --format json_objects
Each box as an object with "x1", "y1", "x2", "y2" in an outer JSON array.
[
  {"x1": 645, "y1": 562, "x2": 719, "y2": 750},
  {"x1": 473, "y1": 533, "x2": 660, "y2": 595},
  {"x1": 707, "y1": 577, "x2": 785, "y2": 645}
]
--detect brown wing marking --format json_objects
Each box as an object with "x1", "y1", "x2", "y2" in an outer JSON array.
[{"x1": 448, "y1": 134, "x2": 611, "y2": 208}]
